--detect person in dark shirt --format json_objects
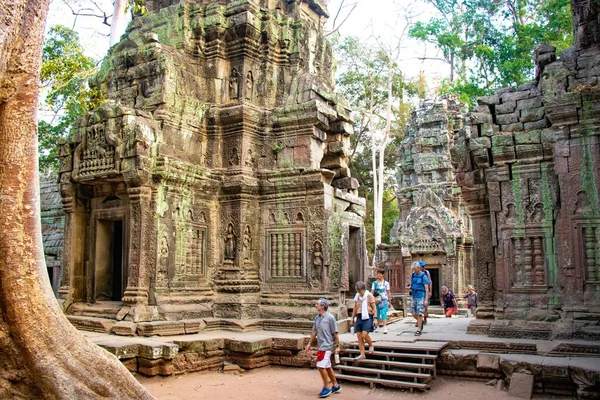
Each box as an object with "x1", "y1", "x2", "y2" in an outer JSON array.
[{"x1": 440, "y1": 286, "x2": 458, "y2": 318}]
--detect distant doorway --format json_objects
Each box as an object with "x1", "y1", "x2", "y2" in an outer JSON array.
[
  {"x1": 94, "y1": 219, "x2": 125, "y2": 301},
  {"x1": 348, "y1": 226, "x2": 362, "y2": 291},
  {"x1": 428, "y1": 267, "x2": 441, "y2": 305}
]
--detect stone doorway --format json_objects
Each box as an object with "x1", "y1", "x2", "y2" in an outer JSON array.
[
  {"x1": 427, "y1": 267, "x2": 441, "y2": 305},
  {"x1": 94, "y1": 219, "x2": 126, "y2": 301},
  {"x1": 348, "y1": 226, "x2": 363, "y2": 291}
]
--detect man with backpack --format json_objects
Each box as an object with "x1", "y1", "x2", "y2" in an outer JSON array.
[
  {"x1": 418, "y1": 260, "x2": 432, "y2": 325},
  {"x1": 410, "y1": 261, "x2": 430, "y2": 336}
]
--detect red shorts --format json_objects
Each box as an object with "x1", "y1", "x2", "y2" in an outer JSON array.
[{"x1": 444, "y1": 307, "x2": 457, "y2": 317}]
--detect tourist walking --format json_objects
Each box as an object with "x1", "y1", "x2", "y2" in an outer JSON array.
[
  {"x1": 440, "y1": 286, "x2": 458, "y2": 317},
  {"x1": 419, "y1": 260, "x2": 432, "y2": 325},
  {"x1": 305, "y1": 298, "x2": 342, "y2": 398},
  {"x1": 351, "y1": 281, "x2": 376, "y2": 359},
  {"x1": 410, "y1": 261, "x2": 430, "y2": 336},
  {"x1": 464, "y1": 285, "x2": 478, "y2": 317},
  {"x1": 371, "y1": 269, "x2": 392, "y2": 334}
]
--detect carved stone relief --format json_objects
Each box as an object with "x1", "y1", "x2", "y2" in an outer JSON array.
[{"x1": 229, "y1": 68, "x2": 240, "y2": 100}]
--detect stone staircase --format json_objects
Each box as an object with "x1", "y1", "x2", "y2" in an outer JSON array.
[{"x1": 335, "y1": 341, "x2": 448, "y2": 392}]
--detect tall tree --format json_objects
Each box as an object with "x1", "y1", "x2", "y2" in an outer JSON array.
[
  {"x1": 110, "y1": 0, "x2": 128, "y2": 46},
  {"x1": 410, "y1": 0, "x2": 572, "y2": 104},
  {"x1": 334, "y1": 30, "x2": 423, "y2": 254},
  {"x1": 0, "y1": 0, "x2": 153, "y2": 398},
  {"x1": 39, "y1": 25, "x2": 99, "y2": 174}
]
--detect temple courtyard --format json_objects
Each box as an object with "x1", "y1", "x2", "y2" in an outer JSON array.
[
  {"x1": 139, "y1": 367, "x2": 576, "y2": 400},
  {"x1": 80, "y1": 315, "x2": 599, "y2": 398}
]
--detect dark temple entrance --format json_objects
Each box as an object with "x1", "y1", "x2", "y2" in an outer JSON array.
[
  {"x1": 94, "y1": 219, "x2": 125, "y2": 301},
  {"x1": 428, "y1": 267, "x2": 441, "y2": 305},
  {"x1": 348, "y1": 226, "x2": 363, "y2": 291}
]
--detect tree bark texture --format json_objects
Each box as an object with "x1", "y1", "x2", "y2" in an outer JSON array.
[{"x1": 0, "y1": 1, "x2": 154, "y2": 398}]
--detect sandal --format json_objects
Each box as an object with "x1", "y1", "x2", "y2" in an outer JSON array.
[
  {"x1": 415, "y1": 330, "x2": 422, "y2": 336},
  {"x1": 354, "y1": 355, "x2": 366, "y2": 363},
  {"x1": 368, "y1": 346, "x2": 375, "y2": 354}
]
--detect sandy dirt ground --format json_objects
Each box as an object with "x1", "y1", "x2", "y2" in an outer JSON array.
[{"x1": 139, "y1": 366, "x2": 575, "y2": 400}]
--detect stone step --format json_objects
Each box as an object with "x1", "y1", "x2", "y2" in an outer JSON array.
[
  {"x1": 69, "y1": 301, "x2": 122, "y2": 319},
  {"x1": 343, "y1": 348, "x2": 438, "y2": 361},
  {"x1": 336, "y1": 364, "x2": 432, "y2": 381},
  {"x1": 339, "y1": 357, "x2": 435, "y2": 371},
  {"x1": 67, "y1": 315, "x2": 115, "y2": 333},
  {"x1": 334, "y1": 372, "x2": 429, "y2": 391},
  {"x1": 351, "y1": 340, "x2": 448, "y2": 353},
  {"x1": 262, "y1": 292, "x2": 340, "y2": 302}
]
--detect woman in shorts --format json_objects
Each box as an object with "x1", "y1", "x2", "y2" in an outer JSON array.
[{"x1": 350, "y1": 281, "x2": 376, "y2": 359}]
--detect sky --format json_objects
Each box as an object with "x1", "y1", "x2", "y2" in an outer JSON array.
[
  {"x1": 325, "y1": 0, "x2": 448, "y2": 89},
  {"x1": 46, "y1": 0, "x2": 128, "y2": 60}
]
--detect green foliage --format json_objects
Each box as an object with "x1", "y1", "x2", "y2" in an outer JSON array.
[
  {"x1": 410, "y1": 0, "x2": 572, "y2": 105},
  {"x1": 38, "y1": 25, "x2": 100, "y2": 174},
  {"x1": 334, "y1": 36, "x2": 422, "y2": 193},
  {"x1": 334, "y1": 36, "x2": 425, "y2": 252},
  {"x1": 126, "y1": 0, "x2": 147, "y2": 15},
  {"x1": 363, "y1": 190, "x2": 399, "y2": 256}
]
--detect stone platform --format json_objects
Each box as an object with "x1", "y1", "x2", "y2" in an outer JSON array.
[{"x1": 82, "y1": 316, "x2": 599, "y2": 398}]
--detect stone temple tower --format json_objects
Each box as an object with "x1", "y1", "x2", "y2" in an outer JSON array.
[
  {"x1": 58, "y1": 0, "x2": 366, "y2": 324},
  {"x1": 378, "y1": 97, "x2": 474, "y2": 305}
]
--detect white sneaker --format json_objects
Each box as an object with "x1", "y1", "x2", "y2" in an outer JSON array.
[{"x1": 383, "y1": 326, "x2": 388, "y2": 334}]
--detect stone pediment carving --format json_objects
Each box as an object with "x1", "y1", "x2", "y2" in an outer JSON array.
[
  {"x1": 71, "y1": 102, "x2": 158, "y2": 182},
  {"x1": 395, "y1": 188, "x2": 462, "y2": 256}
]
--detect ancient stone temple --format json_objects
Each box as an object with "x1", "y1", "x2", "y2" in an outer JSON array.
[
  {"x1": 377, "y1": 98, "x2": 474, "y2": 305},
  {"x1": 40, "y1": 178, "x2": 65, "y2": 296},
  {"x1": 451, "y1": 0, "x2": 600, "y2": 339},
  {"x1": 57, "y1": 0, "x2": 366, "y2": 324}
]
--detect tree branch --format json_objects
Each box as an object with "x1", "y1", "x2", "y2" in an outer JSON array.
[
  {"x1": 325, "y1": 1, "x2": 358, "y2": 37},
  {"x1": 62, "y1": 0, "x2": 112, "y2": 27}
]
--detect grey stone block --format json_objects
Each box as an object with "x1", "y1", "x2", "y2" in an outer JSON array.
[
  {"x1": 501, "y1": 90, "x2": 532, "y2": 103},
  {"x1": 509, "y1": 372, "x2": 534, "y2": 399},
  {"x1": 496, "y1": 112, "x2": 519, "y2": 125},
  {"x1": 496, "y1": 100, "x2": 517, "y2": 114},
  {"x1": 477, "y1": 353, "x2": 501, "y2": 372}
]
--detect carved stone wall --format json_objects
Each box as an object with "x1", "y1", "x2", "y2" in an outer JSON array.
[
  {"x1": 40, "y1": 178, "x2": 65, "y2": 296},
  {"x1": 452, "y1": 4, "x2": 600, "y2": 338},
  {"x1": 58, "y1": 0, "x2": 365, "y2": 322},
  {"x1": 378, "y1": 97, "x2": 474, "y2": 305}
]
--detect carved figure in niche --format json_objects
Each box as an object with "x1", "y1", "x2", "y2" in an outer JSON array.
[
  {"x1": 270, "y1": 212, "x2": 277, "y2": 225},
  {"x1": 187, "y1": 210, "x2": 194, "y2": 222},
  {"x1": 199, "y1": 211, "x2": 206, "y2": 223},
  {"x1": 224, "y1": 223, "x2": 237, "y2": 260},
  {"x1": 158, "y1": 237, "x2": 169, "y2": 281},
  {"x1": 311, "y1": 241, "x2": 323, "y2": 288},
  {"x1": 229, "y1": 68, "x2": 240, "y2": 100},
  {"x1": 245, "y1": 148, "x2": 255, "y2": 167},
  {"x1": 242, "y1": 225, "x2": 252, "y2": 261},
  {"x1": 505, "y1": 203, "x2": 517, "y2": 223},
  {"x1": 528, "y1": 203, "x2": 544, "y2": 223},
  {"x1": 245, "y1": 71, "x2": 253, "y2": 100},
  {"x1": 283, "y1": 212, "x2": 291, "y2": 224},
  {"x1": 296, "y1": 212, "x2": 304, "y2": 224},
  {"x1": 575, "y1": 191, "x2": 590, "y2": 214},
  {"x1": 229, "y1": 147, "x2": 240, "y2": 166}
]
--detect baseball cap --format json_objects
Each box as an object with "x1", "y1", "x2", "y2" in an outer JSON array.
[{"x1": 418, "y1": 260, "x2": 426, "y2": 268}]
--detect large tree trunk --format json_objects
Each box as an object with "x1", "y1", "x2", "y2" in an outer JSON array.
[{"x1": 0, "y1": 1, "x2": 154, "y2": 399}]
